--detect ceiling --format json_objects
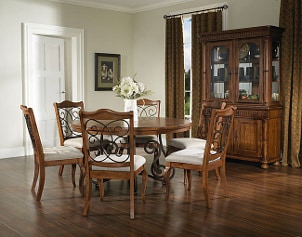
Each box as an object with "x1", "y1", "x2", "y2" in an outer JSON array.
[{"x1": 48, "y1": 0, "x2": 195, "y2": 13}]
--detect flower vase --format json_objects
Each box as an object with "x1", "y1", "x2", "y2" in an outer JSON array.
[{"x1": 124, "y1": 99, "x2": 138, "y2": 121}]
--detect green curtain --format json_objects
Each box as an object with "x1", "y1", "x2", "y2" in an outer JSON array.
[
  {"x1": 191, "y1": 11, "x2": 222, "y2": 137},
  {"x1": 165, "y1": 17, "x2": 184, "y2": 139},
  {"x1": 280, "y1": 0, "x2": 302, "y2": 167}
]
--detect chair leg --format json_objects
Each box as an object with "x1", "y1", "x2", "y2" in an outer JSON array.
[
  {"x1": 71, "y1": 164, "x2": 76, "y2": 187},
  {"x1": 97, "y1": 179, "x2": 104, "y2": 201},
  {"x1": 163, "y1": 167, "x2": 172, "y2": 200},
  {"x1": 183, "y1": 169, "x2": 187, "y2": 184},
  {"x1": 130, "y1": 175, "x2": 135, "y2": 219},
  {"x1": 58, "y1": 165, "x2": 64, "y2": 176},
  {"x1": 220, "y1": 166, "x2": 229, "y2": 197},
  {"x1": 202, "y1": 171, "x2": 211, "y2": 208},
  {"x1": 215, "y1": 168, "x2": 221, "y2": 180},
  {"x1": 78, "y1": 164, "x2": 85, "y2": 195},
  {"x1": 31, "y1": 161, "x2": 39, "y2": 191},
  {"x1": 83, "y1": 177, "x2": 92, "y2": 216},
  {"x1": 186, "y1": 170, "x2": 192, "y2": 191},
  {"x1": 36, "y1": 167, "x2": 46, "y2": 201},
  {"x1": 141, "y1": 168, "x2": 148, "y2": 203}
]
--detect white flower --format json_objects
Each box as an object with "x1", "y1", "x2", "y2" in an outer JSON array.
[{"x1": 113, "y1": 76, "x2": 151, "y2": 99}]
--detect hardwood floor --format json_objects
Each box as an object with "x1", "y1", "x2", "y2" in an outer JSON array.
[{"x1": 0, "y1": 148, "x2": 301, "y2": 237}]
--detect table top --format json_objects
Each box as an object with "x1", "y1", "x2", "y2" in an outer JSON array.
[
  {"x1": 72, "y1": 117, "x2": 192, "y2": 136},
  {"x1": 133, "y1": 117, "x2": 191, "y2": 135}
]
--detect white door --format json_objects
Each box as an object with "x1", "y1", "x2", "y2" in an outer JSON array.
[{"x1": 28, "y1": 35, "x2": 65, "y2": 147}]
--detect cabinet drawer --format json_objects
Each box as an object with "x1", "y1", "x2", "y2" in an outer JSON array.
[{"x1": 235, "y1": 109, "x2": 267, "y2": 118}]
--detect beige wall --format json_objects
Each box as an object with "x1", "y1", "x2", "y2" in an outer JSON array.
[{"x1": 0, "y1": 0, "x2": 280, "y2": 158}]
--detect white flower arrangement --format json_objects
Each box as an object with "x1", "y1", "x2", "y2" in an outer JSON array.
[{"x1": 112, "y1": 76, "x2": 152, "y2": 99}]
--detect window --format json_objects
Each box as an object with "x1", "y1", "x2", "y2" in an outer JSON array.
[{"x1": 183, "y1": 16, "x2": 192, "y2": 118}]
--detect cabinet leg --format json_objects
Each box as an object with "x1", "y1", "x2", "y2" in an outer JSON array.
[
  {"x1": 273, "y1": 161, "x2": 280, "y2": 166},
  {"x1": 261, "y1": 163, "x2": 269, "y2": 169}
]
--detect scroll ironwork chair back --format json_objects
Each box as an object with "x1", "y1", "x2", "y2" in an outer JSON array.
[
  {"x1": 164, "y1": 106, "x2": 236, "y2": 208},
  {"x1": 53, "y1": 100, "x2": 84, "y2": 145},
  {"x1": 137, "y1": 98, "x2": 160, "y2": 118},
  {"x1": 135, "y1": 98, "x2": 160, "y2": 148},
  {"x1": 80, "y1": 109, "x2": 148, "y2": 219},
  {"x1": 20, "y1": 105, "x2": 83, "y2": 201}
]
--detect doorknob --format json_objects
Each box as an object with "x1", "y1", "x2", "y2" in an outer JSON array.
[{"x1": 61, "y1": 91, "x2": 66, "y2": 94}]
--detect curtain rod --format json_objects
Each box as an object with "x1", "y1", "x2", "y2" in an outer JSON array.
[{"x1": 163, "y1": 4, "x2": 228, "y2": 19}]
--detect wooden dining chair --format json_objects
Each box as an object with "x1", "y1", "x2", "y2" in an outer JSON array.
[
  {"x1": 163, "y1": 106, "x2": 236, "y2": 208},
  {"x1": 53, "y1": 100, "x2": 84, "y2": 176},
  {"x1": 166, "y1": 101, "x2": 226, "y2": 183},
  {"x1": 80, "y1": 109, "x2": 148, "y2": 219},
  {"x1": 20, "y1": 105, "x2": 84, "y2": 201}
]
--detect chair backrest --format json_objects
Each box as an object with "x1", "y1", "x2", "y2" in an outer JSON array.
[
  {"x1": 80, "y1": 109, "x2": 135, "y2": 171},
  {"x1": 203, "y1": 106, "x2": 236, "y2": 167},
  {"x1": 197, "y1": 101, "x2": 226, "y2": 139},
  {"x1": 20, "y1": 105, "x2": 44, "y2": 163},
  {"x1": 137, "y1": 98, "x2": 160, "y2": 118},
  {"x1": 53, "y1": 100, "x2": 84, "y2": 145}
]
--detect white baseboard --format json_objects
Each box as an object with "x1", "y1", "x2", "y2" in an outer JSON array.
[{"x1": 0, "y1": 147, "x2": 26, "y2": 159}]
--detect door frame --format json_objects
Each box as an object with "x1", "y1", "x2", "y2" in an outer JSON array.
[{"x1": 22, "y1": 23, "x2": 85, "y2": 154}]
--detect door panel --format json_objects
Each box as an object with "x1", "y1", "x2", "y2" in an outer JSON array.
[
  {"x1": 233, "y1": 118, "x2": 262, "y2": 159},
  {"x1": 29, "y1": 35, "x2": 65, "y2": 147}
]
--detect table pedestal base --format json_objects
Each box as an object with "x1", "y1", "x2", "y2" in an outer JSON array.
[{"x1": 144, "y1": 136, "x2": 175, "y2": 181}]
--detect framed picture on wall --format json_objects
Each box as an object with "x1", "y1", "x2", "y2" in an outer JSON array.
[{"x1": 95, "y1": 53, "x2": 121, "y2": 91}]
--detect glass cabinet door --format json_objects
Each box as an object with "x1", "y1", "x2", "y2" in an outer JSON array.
[
  {"x1": 272, "y1": 40, "x2": 280, "y2": 102},
  {"x1": 237, "y1": 41, "x2": 261, "y2": 102},
  {"x1": 210, "y1": 45, "x2": 230, "y2": 99}
]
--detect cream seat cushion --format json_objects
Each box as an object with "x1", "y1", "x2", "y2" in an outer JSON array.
[
  {"x1": 64, "y1": 137, "x2": 102, "y2": 149},
  {"x1": 167, "y1": 138, "x2": 206, "y2": 150},
  {"x1": 44, "y1": 146, "x2": 83, "y2": 161},
  {"x1": 91, "y1": 155, "x2": 146, "y2": 172},
  {"x1": 64, "y1": 137, "x2": 83, "y2": 149},
  {"x1": 165, "y1": 148, "x2": 219, "y2": 165}
]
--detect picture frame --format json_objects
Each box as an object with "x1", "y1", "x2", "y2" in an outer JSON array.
[{"x1": 95, "y1": 53, "x2": 121, "y2": 91}]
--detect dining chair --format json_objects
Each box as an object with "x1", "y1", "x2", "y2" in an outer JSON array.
[
  {"x1": 163, "y1": 106, "x2": 236, "y2": 208},
  {"x1": 53, "y1": 100, "x2": 84, "y2": 176},
  {"x1": 80, "y1": 109, "x2": 148, "y2": 219},
  {"x1": 20, "y1": 105, "x2": 84, "y2": 201},
  {"x1": 136, "y1": 98, "x2": 162, "y2": 177},
  {"x1": 166, "y1": 101, "x2": 226, "y2": 182}
]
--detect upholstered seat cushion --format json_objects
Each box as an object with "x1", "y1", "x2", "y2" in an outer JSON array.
[
  {"x1": 92, "y1": 155, "x2": 146, "y2": 171},
  {"x1": 64, "y1": 137, "x2": 83, "y2": 148},
  {"x1": 64, "y1": 136, "x2": 102, "y2": 149},
  {"x1": 165, "y1": 148, "x2": 205, "y2": 165},
  {"x1": 167, "y1": 138, "x2": 206, "y2": 149},
  {"x1": 165, "y1": 148, "x2": 219, "y2": 165},
  {"x1": 44, "y1": 146, "x2": 83, "y2": 161}
]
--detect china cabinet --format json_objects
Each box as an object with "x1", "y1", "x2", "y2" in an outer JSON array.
[{"x1": 200, "y1": 25, "x2": 284, "y2": 168}]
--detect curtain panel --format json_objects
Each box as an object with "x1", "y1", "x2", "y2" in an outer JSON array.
[
  {"x1": 165, "y1": 17, "x2": 184, "y2": 139},
  {"x1": 279, "y1": 0, "x2": 302, "y2": 167},
  {"x1": 191, "y1": 11, "x2": 222, "y2": 137}
]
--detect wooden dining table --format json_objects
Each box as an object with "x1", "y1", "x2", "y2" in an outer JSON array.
[{"x1": 72, "y1": 117, "x2": 192, "y2": 180}]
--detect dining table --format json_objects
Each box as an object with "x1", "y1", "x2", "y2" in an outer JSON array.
[{"x1": 72, "y1": 117, "x2": 192, "y2": 180}]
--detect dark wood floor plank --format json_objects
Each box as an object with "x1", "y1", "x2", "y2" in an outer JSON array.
[{"x1": 0, "y1": 150, "x2": 301, "y2": 237}]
